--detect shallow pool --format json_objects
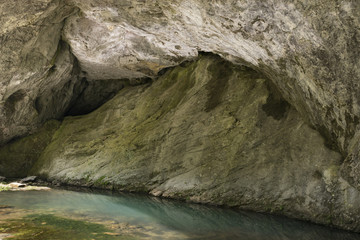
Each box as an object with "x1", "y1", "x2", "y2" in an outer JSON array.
[{"x1": 1, "y1": 188, "x2": 360, "y2": 239}]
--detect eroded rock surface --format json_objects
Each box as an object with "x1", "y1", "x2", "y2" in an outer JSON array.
[
  {"x1": 1, "y1": 1, "x2": 359, "y2": 153},
  {"x1": 64, "y1": 0, "x2": 360, "y2": 156},
  {"x1": 26, "y1": 56, "x2": 360, "y2": 231},
  {"x1": 1, "y1": 0, "x2": 360, "y2": 232},
  {"x1": 0, "y1": 0, "x2": 78, "y2": 144}
]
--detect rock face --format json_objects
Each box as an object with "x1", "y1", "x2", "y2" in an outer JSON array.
[
  {"x1": 1, "y1": 0, "x2": 360, "y2": 232},
  {"x1": 0, "y1": 0, "x2": 126, "y2": 144},
  {"x1": 25, "y1": 55, "x2": 359, "y2": 231},
  {"x1": 0, "y1": 120, "x2": 60, "y2": 178},
  {"x1": 0, "y1": 0, "x2": 78, "y2": 144},
  {"x1": 63, "y1": 0, "x2": 360, "y2": 154},
  {"x1": 1, "y1": 0, "x2": 359, "y2": 152}
]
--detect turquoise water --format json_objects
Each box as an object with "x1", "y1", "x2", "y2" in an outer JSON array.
[{"x1": 1, "y1": 189, "x2": 360, "y2": 240}]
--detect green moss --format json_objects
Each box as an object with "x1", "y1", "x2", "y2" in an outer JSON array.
[
  {"x1": 31, "y1": 55, "x2": 269, "y2": 184},
  {"x1": 137, "y1": 58, "x2": 197, "y2": 118},
  {"x1": 0, "y1": 120, "x2": 61, "y2": 178},
  {"x1": 0, "y1": 214, "x2": 137, "y2": 240},
  {"x1": 94, "y1": 176, "x2": 109, "y2": 186},
  {"x1": 0, "y1": 185, "x2": 11, "y2": 192}
]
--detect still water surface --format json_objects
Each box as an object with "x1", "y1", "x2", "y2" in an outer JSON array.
[{"x1": 1, "y1": 189, "x2": 360, "y2": 240}]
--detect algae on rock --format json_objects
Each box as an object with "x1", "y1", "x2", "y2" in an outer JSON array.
[{"x1": 0, "y1": 214, "x2": 135, "y2": 240}]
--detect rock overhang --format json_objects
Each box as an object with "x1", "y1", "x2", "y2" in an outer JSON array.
[{"x1": 0, "y1": 0, "x2": 360, "y2": 193}]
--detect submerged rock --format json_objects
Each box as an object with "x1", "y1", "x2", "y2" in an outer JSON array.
[
  {"x1": 0, "y1": 206, "x2": 14, "y2": 209},
  {"x1": 0, "y1": 214, "x2": 127, "y2": 240}
]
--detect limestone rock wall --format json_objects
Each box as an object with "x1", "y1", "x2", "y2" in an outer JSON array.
[
  {"x1": 1, "y1": 0, "x2": 360, "y2": 231},
  {"x1": 2, "y1": 1, "x2": 359, "y2": 155},
  {"x1": 0, "y1": 0, "x2": 78, "y2": 144},
  {"x1": 63, "y1": 0, "x2": 360, "y2": 155},
  {"x1": 29, "y1": 56, "x2": 360, "y2": 231}
]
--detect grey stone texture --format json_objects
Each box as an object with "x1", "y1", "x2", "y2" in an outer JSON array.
[{"x1": 1, "y1": 0, "x2": 360, "y2": 231}]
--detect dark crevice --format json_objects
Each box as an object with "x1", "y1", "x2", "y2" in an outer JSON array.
[
  {"x1": 261, "y1": 94, "x2": 290, "y2": 120},
  {"x1": 64, "y1": 75, "x2": 152, "y2": 116},
  {"x1": 158, "y1": 66, "x2": 173, "y2": 76},
  {"x1": 65, "y1": 78, "x2": 126, "y2": 116},
  {"x1": 34, "y1": 96, "x2": 42, "y2": 114},
  {"x1": 198, "y1": 51, "x2": 215, "y2": 56},
  {"x1": 314, "y1": 124, "x2": 343, "y2": 155}
]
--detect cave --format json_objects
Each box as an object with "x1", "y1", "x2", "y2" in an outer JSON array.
[{"x1": 0, "y1": 0, "x2": 360, "y2": 238}]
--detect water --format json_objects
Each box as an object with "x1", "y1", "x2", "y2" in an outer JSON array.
[{"x1": 1, "y1": 188, "x2": 360, "y2": 240}]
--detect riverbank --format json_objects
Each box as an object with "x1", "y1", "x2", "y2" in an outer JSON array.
[{"x1": 0, "y1": 176, "x2": 50, "y2": 192}]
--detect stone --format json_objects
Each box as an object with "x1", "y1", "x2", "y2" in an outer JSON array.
[
  {"x1": 0, "y1": 176, "x2": 6, "y2": 182},
  {"x1": 20, "y1": 176, "x2": 37, "y2": 183}
]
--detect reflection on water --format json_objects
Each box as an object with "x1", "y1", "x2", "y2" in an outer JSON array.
[{"x1": 1, "y1": 189, "x2": 360, "y2": 240}]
